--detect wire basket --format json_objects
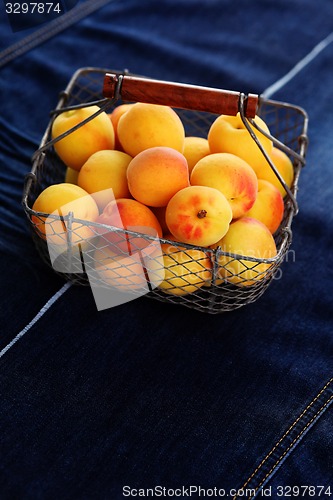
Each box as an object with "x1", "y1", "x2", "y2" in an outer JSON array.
[{"x1": 22, "y1": 67, "x2": 308, "y2": 314}]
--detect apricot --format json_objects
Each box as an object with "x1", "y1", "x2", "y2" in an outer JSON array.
[
  {"x1": 96, "y1": 198, "x2": 163, "y2": 255},
  {"x1": 257, "y1": 147, "x2": 294, "y2": 198},
  {"x1": 108, "y1": 103, "x2": 134, "y2": 150},
  {"x1": 211, "y1": 217, "x2": 277, "y2": 287},
  {"x1": 158, "y1": 242, "x2": 212, "y2": 296},
  {"x1": 165, "y1": 185, "x2": 232, "y2": 247},
  {"x1": 78, "y1": 150, "x2": 132, "y2": 210},
  {"x1": 94, "y1": 242, "x2": 164, "y2": 292},
  {"x1": 183, "y1": 136, "x2": 210, "y2": 174},
  {"x1": 126, "y1": 146, "x2": 190, "y2": 207},
  {"x1": 51, "y1": 105, "x2": 115, "y2": 171},
  {"x1": 190, "y1": 153, "x2": 258, "y2": 219},
  {"x1": 117, "y1": 102, "x2": 185, "y2": 157},
  {"x1": 64, "y1": 167, "x2": 79, "y2": 185},
  {"x1": 208, "y1": 112, "x2": 273, "y2": 176},
  {"x1": 244, "y1": 179, "x2": 285, "y2": 234},
  {"x1": 32, "y1": 183, "x2": 99, "y2": 246},
  {"x1": 150, "y1": 206, "x2": 169, "y2": 235}
]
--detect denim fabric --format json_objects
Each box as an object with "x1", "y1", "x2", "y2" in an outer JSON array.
[{"x1": 0, "y1": 1, "x2": 333, "y2": 498}]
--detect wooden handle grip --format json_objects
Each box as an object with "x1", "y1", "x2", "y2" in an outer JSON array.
[{"x1": 103, "y1": 73, "x2": 258, "y2": 118}]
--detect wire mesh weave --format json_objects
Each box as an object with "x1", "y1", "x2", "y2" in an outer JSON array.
[{"x1": 22, "y1": 67, "x2": 308, "y2": 314}]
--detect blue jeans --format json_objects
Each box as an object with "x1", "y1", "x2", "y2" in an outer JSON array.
[{"x1": 0, "y1": 1, "x2": 332, "y2": 498}]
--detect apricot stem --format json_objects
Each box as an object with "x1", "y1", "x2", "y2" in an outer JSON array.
[{"x1": 197, "y1": 209, "x2": 207, "y2": 219}]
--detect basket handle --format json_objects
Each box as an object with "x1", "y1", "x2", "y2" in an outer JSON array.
[{"x1": 103, "y1": 73, "x2": 258, "y2": 118}]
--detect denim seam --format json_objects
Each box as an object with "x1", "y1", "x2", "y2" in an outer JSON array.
[
  {"x1": 0, "y1": 0, "x2": 114, "y2": 69},
  {"x1": 250, "y1": 392, "x2": 333, "y2": 499},
  {"x1": 233, "y1": 377, "x2": 333, "y2": 499}
]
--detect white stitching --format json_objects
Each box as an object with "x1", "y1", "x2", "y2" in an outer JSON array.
[
  {"x1": 262, "y1": 31, "x2": 333, "y2": 98},
  {"x1": 0, "y1": 282, "x2": 71, "y2": 359}
]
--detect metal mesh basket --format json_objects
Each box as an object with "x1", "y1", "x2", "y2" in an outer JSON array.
[{"x1": 22, "y1": 67, "x2": 308, "y2": 314}]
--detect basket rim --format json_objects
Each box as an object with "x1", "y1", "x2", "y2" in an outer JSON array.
[{"x1": 23, "y1": 203, "x2": 292, "y2": 265}]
